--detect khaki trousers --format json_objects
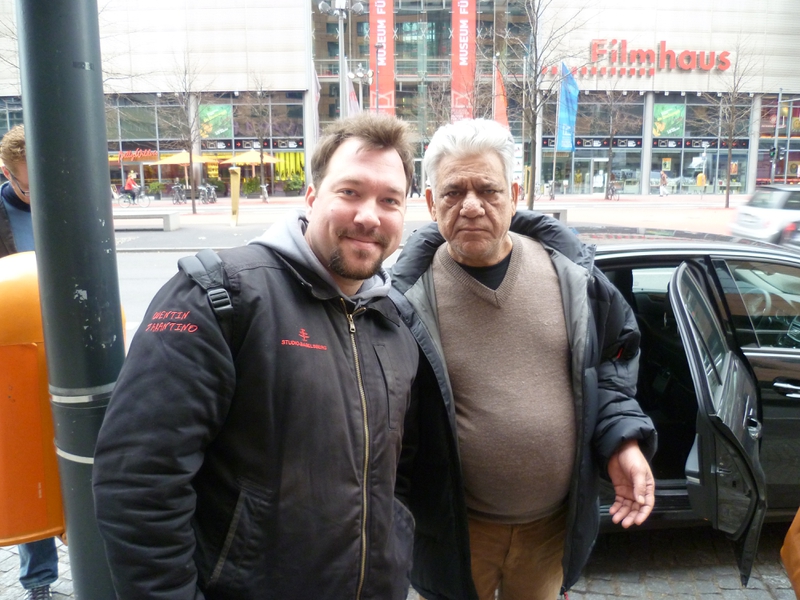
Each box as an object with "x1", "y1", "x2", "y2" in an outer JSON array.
[{"x1": 467, "y1": 508, "x2": 566, "y2": 600}]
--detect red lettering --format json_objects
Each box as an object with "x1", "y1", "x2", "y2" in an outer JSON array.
[
  {"x1": 659, "y1": 41, "x2": 676, "y2": 69},
  {"x1": 590, "y1": 39, "x2": 607, "y2": 62},
  {"x1": 628, "y1": 48, "x2": 656, "y2": 65},
  {"x1": 717, "y1": 51, "x2": 731, "y2": 71},
  {"x1": 677, "y1": 51, "x2": 697, "y2": 70},
  {"x1": 698, "y1": 51, "x2": 715, "y2": 71},
  {"x1": 619, "y1": 40, "x2": 627, "y2": 64}
]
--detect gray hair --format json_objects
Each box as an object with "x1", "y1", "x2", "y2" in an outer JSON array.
[{"x1": 423, "y1": 119, "x2": 515, "y2": 196}]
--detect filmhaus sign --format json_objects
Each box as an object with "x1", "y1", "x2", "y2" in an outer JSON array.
[{"x1": 545, "y1": 39, "x2": 732, "y2": 78}]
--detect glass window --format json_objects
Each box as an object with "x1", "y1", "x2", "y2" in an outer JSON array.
[
  {"x1": 157, "y1": 106, "x2": 188, "y2": 140},
  {"x1": 119, "y1": 106, "x2": 156, "y2": 140},
  {"x1": 271, "y1": 104, "x2": 303, "y2": 138},
  {"x1": 726, "y1": 260, "x2": 800, "y2": 349},
  {"x1": 678, "y1": 270, "x2": 727, "y2": 402}
]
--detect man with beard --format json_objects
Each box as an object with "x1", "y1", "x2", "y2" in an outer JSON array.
[{"x1": 93, "y1": 112, "x2": 420, "y2": 599}]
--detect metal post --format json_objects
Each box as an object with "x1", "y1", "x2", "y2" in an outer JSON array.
[
  {"x1": 784, "y1": 99, "x2": 793, "y2": 184},
  {"x1": 338, "y1": 11, "x2": 348, "y2": 119},
  {"x1": 16, "y1": 0, "x2": 123, "y2": 597},
  {"x1": 771, "y1": 88, "x2": 782, "y2": 184}
]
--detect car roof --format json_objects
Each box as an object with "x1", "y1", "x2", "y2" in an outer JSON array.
[
  {"x1": 572, "y1": 225, "x2": 800, "y2": 261},
  {"x1": 753, "y1": 184, "x2": 799, "y2": 192}
]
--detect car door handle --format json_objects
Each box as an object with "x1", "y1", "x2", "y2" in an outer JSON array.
[
  {"x1": 746, "y1": 416, "x2": 762, "y2": 440},
  {"x1": 773, "y1": 380, "x2": 800, "y2": 398}
]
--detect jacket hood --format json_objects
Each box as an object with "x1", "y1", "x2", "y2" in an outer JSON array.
[
  {"x1": 391, "y1": 210, "x2": 595, "y2": 294},
  {"x1": 250, "y1": 209, "x2": 393, "y2": 302}
]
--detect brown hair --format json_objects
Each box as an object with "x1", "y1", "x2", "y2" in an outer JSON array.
[
  {"x1": 0, "y1": 125, "x2": 26, "y2": 170},
  {"x1": 311, "y1": 113, "x2": 416, "y2": 193}
]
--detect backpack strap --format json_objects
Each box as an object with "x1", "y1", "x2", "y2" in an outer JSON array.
[{"x1": 178, "y1": 248, "x2": 233, "y2": 343}]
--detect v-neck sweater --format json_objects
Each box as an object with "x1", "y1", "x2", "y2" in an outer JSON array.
[{"x1": 432, "y1": 232, "x2": 576, "y2": 523}]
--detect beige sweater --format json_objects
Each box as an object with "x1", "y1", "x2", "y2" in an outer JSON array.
[{"x1": 432, "y1": 233, "x2": 576, "y2": 523}]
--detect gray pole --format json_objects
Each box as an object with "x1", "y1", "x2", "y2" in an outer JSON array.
[
  {"x1": 771, "y1": 88, "x2": 782, "y2": 184},
  {"x1": 16, "y1": 0, "x2": 123, "y2": 598},
  {"x1": 338, "y1": 11, "x2": 348, "y2": 119}
]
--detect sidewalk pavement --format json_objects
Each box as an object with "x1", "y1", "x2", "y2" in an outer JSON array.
[{"x1": 111, "y1": 191, "x2": 750, "y2": 253}]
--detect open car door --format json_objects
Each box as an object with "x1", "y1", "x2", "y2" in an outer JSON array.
[{"x1": 670, "y1": 263, "x2": 767, "y2": 586}]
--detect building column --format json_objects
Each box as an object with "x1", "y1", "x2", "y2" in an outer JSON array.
[{"x1": 640, "y1": 91, "x2": 654, "y2": 195}]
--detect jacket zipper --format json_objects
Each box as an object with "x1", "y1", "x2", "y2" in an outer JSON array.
[{"x1": 343, "y1": 300, "x2": 370, "y2": 600}]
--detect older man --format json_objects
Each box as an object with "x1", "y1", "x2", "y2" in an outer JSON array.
[
  {"x1": 93, "y1": 112, "x2": 420, "y2": 599},
  {"x1": 391, "y1": 119, "x2": 657, "y2": 600}
]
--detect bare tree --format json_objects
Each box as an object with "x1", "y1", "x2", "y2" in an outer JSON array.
[
  {"x1": 686, "y1": 38, "x2": 757, "y2": 208},
  {"x1": 246, "y1": 74, "x2": 276, "y2": 195},
  {"x1": 498, "y1": 0, "x2": 592, "y2": 208},
  {"x1": 160, "y1": 53, "x2": 204, "y2": 213},
  {"x1": 596, "y1": 89, "x2": 643, "y2": 198}
]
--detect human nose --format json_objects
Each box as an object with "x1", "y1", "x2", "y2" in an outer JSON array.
[
  {"x1": 353, "y1": 198, "x2": 381, "y2": 229},
  {"x1": 460, "y1": 192, "x2": 484, "y2": 217}
]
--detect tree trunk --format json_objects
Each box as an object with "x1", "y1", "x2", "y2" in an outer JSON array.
[{"x1": 526, "y1": 130, "x2": 537, "y2": 209}]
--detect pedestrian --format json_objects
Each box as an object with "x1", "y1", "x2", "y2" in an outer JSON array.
[
  {"x1": 659, "y1": 169, "x2": 668, "y2": 197},
  {"x1": 92, "y1": 112, "x2": 420, "y2": 599},
  {"x1": 122, "y1": 170, "x2": 138, "y2": 200},
  {"x1": 390, "y1": 118, "x2": 657, "y2": 600},
  {"x1": 1, "y1": 124, "x2": 60, "y2": 600},
  {"x1": 782, "y1": 507, "x2": 800, "y2": 599}
]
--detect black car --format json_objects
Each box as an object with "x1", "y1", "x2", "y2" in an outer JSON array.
[{"x1": 580, "y1": 226, "x2": 800, "y2": 584}]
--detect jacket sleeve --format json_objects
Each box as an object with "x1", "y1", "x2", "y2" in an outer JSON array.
[
  {"x1": 92, "y1": 269, "x2": 237, "y2": 600},
  {"x1": 591, "y1": 269, "x2": 658, "y2": 463}
]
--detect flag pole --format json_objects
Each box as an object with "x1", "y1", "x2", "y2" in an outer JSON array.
[{"x1": 552, "y1": 76, "x2": 560, "y2": 198}]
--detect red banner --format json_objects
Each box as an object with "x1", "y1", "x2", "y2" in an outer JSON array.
[
  {"x1": 451, "y1": 0, "x2": 476, "y2": 121},
  {"x1": 370, "y1": 0, "x2": 395, "y2": 115}
]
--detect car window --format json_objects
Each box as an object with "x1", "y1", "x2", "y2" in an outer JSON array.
[
  {"x1": 747, "y1": 190, "x2": 784, "y2": 209},
  {"x1": 632, "y1": 267, "x2": 675, "y2": 293},
  {"x1": 726, "y1": 260, "x2": 800, "y2": 348},
  {"x1": 676, "y1": 269, "x2": 728, "y2": 404},
  {"x1": 785, "y1": 192, "x2": 800, "y2": 211}
]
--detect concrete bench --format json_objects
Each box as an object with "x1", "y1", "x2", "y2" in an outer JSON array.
[
  {"x1": 538, "y1": 207, "x2": 568, "y2": 223},
  {"x1": 112, "y1": 210, "x2": 181, "y2": 231}
]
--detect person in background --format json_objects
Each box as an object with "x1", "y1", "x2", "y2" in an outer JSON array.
[
  {"x1": 390, "y1": 118, "x2": 656, "y2": 600},
  {"x1": 92, "y1": 112, "x2": 420, "y2": 599},
  {"x1": 659, "y1": 169, "x2": 668, "y2": 197},
  {"x1": 122, "y1": 170, "x2": 138, "y2": 201},
  {"x1": 0, "y1": 124, "x2": 59, "y2": 600}
]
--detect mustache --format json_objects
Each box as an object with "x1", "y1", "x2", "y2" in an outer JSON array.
[{"x1": 335, "y1": 227, "x2": 390, "y2": 249}]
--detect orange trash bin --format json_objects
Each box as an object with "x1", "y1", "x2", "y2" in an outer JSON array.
[{"x1": 0, "y1": 251, "x2": 64, "y2": 545}]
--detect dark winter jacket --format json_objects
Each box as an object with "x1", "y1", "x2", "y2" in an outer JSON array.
[
  {"x1": 0, "y1": 182, "x2": 19, "y2": 258},
  {"x1": 389, "y1": 210, "x2": 657, "y2": 600},
  {"x1": 93, "y1": 214, "x2": 420, "y2": 600}
]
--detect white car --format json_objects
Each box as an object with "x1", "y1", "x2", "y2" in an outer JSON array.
[{"x1": 730, "y1": 185, "x2": 800, "y2": 243}]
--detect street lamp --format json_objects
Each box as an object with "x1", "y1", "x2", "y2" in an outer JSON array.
[
  {"x1": 318, "y1": 1, "x2": 365, "y2": 120},
  {"x1": 347, "y1": 63, "x2": 373, "y2": 111}
]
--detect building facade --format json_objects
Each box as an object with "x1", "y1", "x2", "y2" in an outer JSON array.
[
  {"x1": 310, "y1": 0, "x2": 800, "y2": 195},
  {"x1": 0, "y1": 0, "x2": 798, "y2": 196}
]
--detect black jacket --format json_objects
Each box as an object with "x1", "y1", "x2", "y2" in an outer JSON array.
[
  {"x1": 389, "y1": 211, "x2": 657, "y2": 599},
  {"x1": 93, "y1": 239, "x2": 419, "y2": 599},
  {"x1": 0, "y1": 182, "x2": 18, "y2": 258}
]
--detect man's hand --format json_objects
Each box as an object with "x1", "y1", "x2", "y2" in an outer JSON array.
[{"x1": 607, "y1": 439, "x2": 655, "y2": 528}]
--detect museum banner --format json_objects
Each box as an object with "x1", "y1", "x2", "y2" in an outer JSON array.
[
  {"x1": 371, "y1": 0, "x2": 395, "y2": 115},
  {"x1": 451, "y1": 0, "x2": 476, "y2": 121}
]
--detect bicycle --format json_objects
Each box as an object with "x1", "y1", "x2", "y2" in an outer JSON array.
[
  {"x1": 199, "y1": 183, "x2": 217, "y2": 204},
  {"x1": 172, "y1": 183, "x2": 187, "y2": 204},
  {"x1": 535, "y1": 181, "x2": 556, "y2": 202},
  {"x1": 117, "y1": 185, "x2": 151, "y2": 208},
  {"x1": 606, "y1": 182, "x2": 620, "y2": 201}
]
